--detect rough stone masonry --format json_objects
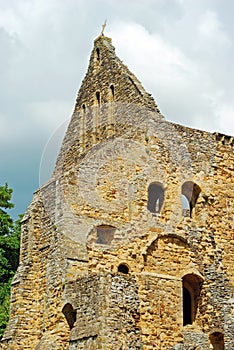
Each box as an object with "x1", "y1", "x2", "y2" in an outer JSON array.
[{"x1": 1, "y1": 34, "x2": 234, "y2": 350}]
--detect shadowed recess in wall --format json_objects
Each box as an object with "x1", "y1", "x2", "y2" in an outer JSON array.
[
  {"x1": 209, "y1": 332, "x2": 224, "y2": 350},
  {"x1": 96, "y1": 225, "x2": 116, "y2": 244},
  {"x1": 183, "y1": 274, "x2": 203, "y2": 326},
  {"x1": 182, "y1": 181, "x2": 201, "y2": 217},
  {"x1": 147, "y1": 182, "x2": 164, "y2": 214},
  {"x1": 62, "y1": 303, "x2": 77, "y2": 330}
]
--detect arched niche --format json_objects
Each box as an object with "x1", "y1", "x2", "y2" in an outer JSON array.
[
  {"x1": 62, "y1": 303, "x2": 77, "y2": 330},
  {"x1": 96, "y1": 225, "x2": 116, "y2": 245},
  {"x1": 144, "y1": 234, "x2": 190, "y2": 276},
  {"x1": 147, "y1": 182, "x2": 164, "y2": 214},
  {"x1": 182, "y1": 181, "x2": 201, "y2": 217},
  {"x1": 118, "y1": 263, "x2": 129, "y2": 274},
  {"x1": 209, "y1": 331, "x2": 224, "y2": 350}
]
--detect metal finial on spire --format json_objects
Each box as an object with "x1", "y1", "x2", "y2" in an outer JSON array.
[{"x1": 101, "y1": 19, "x2": 107, "y2": 36}]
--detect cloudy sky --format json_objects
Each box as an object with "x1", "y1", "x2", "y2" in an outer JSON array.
[{"x1": 1, "y1": 0, "x2": 234, "y2": 218}]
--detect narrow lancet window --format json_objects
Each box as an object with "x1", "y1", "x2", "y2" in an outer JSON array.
[
  {"x1": 182, "y1": 274, "x2": 202, "y2": 326},
  {"x1": 183, "y1": 286, "x2": 192, "y2": 326},
  {"x1": 110, "y1": 84, "x2": 114, "y2": 99},
  {"x1": 96, "y1": 91, "x2": 100, "y2": 106},
  {"x1": 81, "y1": 104, "x2": 86, "y2": 143},
  {"x1": 96, "y1": 47, "x2": 100, "y2": 62}
]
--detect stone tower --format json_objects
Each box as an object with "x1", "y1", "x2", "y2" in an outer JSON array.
[{"x1": 2, "y1": 34, "x2": 234, "y2": 350}]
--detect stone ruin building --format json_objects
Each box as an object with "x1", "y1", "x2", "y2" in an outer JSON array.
[{"x1": 2, "y1": 33, "x2": 234, "y2": 350}]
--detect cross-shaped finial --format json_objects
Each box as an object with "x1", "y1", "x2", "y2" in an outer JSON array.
[{"x1": 101, "y1": 19, "x2": 107, "y2": 36}]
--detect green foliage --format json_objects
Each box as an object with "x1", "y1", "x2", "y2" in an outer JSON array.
[
  {"x1": 0, "y1": 279, "x2": 11, "y2": 338},
  {"x1": 0, "y1": 183, "x2": 14, "y2": 237},
  {"x1": 0, "y1": 183, "x2": 21, "y2": 339}
]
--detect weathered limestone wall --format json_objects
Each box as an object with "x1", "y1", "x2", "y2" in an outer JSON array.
[
  {"x1": 64, "y1": 274, "x2": 141, "y2": 350},
  {"x1": 2, "y1": 187, "x2": 71, "y2": 349},
  {"x1": 2, "y1": 35, "x2": 233, "y2": 350}
]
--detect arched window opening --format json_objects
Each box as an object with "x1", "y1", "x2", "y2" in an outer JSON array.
[
  {"x1": 118, "y1": 263, "x2": 129, "y2": 274},
  {"x1": 182, "y1": 181, "x2": 201, "y2": 217},
  {"x1": 62, "y1": 303, "x2": 77, "y2": 330},
  {"x1": 209, "y1": 332, "x2": 224, "y2": 350},
  {"x1": 183, "y1": 274, "x2": 202, "y2": 326},
  {"x1": 183, "y1": 286, "x2": 192, "y2": 326},
  {"x1": 147, "y1": 182, "x2": 164, "y2": 214},
  {"x1": 182, "y1": 194, "x2": 190, "y2": 217},
  {"x1": 96, "y1": 47, "x2": 100, "y2": 61},
  {"x1": 96, "y1": 225, "x2": 116, "y2": 245},
  {"x1": 82, "y1": 104, "x2": 86, "y2": 112},
  {"x1": 110, "y1": 84, "x2": 114, "y2": 98},
  {"x1": 96, "y1": 91, "x2": 100, "y2": 106}
]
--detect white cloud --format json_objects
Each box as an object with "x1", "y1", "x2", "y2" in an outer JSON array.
[
  {"x1": 216, "y1": 104, "x2": 234, "y2": 135},
  {"x1": 111, "y1": 22, "x2": 196, "y2": 82},
  {"x1": 26, "y1": 100, "x2": 73, "y2": 134},
  {"x1": 198, "y1": 10, "x2": 231, "y2": 47},
  {"x1": 110, "y1": 21, "x2": 224, "y2": 132}
]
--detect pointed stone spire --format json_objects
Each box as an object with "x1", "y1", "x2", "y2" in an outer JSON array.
[
  {"x1": 53, "y1": 34, "x2": 162, "y2": 176},
  {"x1": 74, "y1": 34, "x2": 160, "y2": 112}
]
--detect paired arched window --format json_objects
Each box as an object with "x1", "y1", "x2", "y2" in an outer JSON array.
[
  {"x1": 147, "y1": 181, "x2": 201, "y2": 217},
  {"x1": 147, "y1": 182, "x2": 164, "y2": 214},
  {"x1": 182, "y1": 181, "x2": 201, "y2": 217}
]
